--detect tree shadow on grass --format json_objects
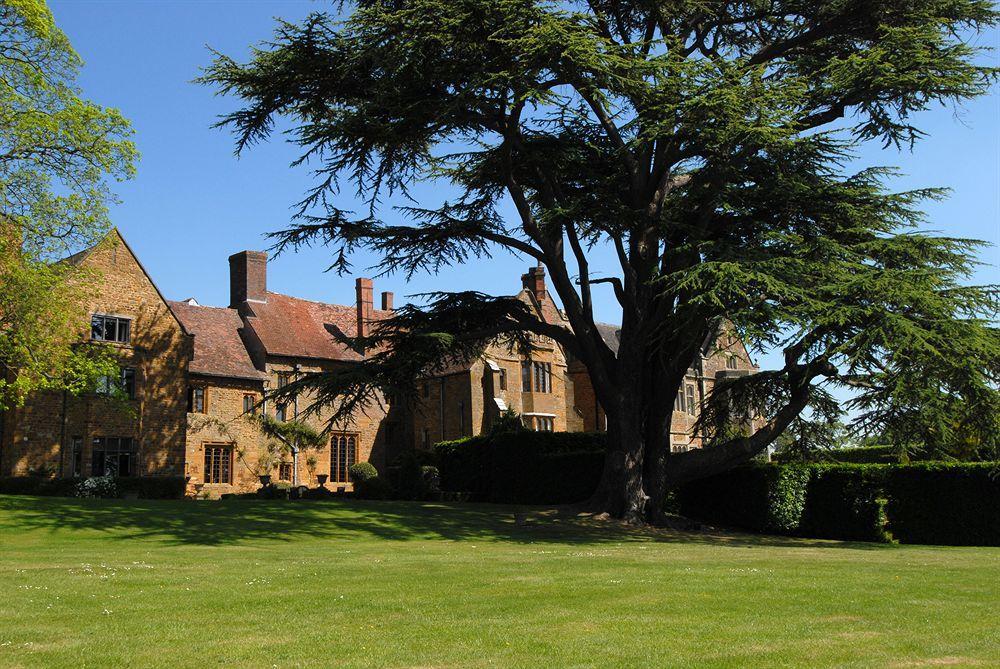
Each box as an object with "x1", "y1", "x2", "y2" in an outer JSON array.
[{"x1": 0, "y1": 495, "x2": 889, "y2": 551}]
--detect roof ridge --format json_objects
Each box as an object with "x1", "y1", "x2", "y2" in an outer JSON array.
[
  {"x1": 267, "y1": 289, "x2": 393, "y2": 315},
  {"x1": 167, "y1": 300, "x2": 236, "y2": 312},
  {"x1": 267, "y1": 290, "x2": 353, "y2": 310}
]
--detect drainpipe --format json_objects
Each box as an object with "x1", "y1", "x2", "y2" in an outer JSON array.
[
  {"x1": 696, "y1": 354, "x2": 708, "y2": 443},
  {"x1": 58, "y1": 390, "x2": 68, "y2": 478},
  {"x1": 439, "y1": 377, "x2": 446, "y2": 442}
]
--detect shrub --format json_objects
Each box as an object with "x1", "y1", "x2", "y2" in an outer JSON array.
[
  {"x1": 74, "y1": 475, "x2": 118, "y2": 499},
  {"x1": 421, "y1": 465, "x2": 441, "y2": 494},
  {"x1": 354, "y1": 476, "x2": 394, "y2": 500},
  {"x1": 800, "y1": 465, "x2": 891, "y2": 542},
  {"x1": 676, "y1": 463, "x2": 809, "y2": 533},
  {"x1": 885, "y1": 463, "x2": 1000, "y2": 546},
  {"x1": 0, "y1": 475, "x2": 186, "y2": 499},
  {"x1": 0, "y1": 476, "x2": 77, "y2": 497},
  {"x1": 435, "y1": 431, "x2": 606, "y2": 504},
  {"x1": 678, "y1": 461, "x2": 998, "y2": 545},
  {"x1": 827, "y1": 446, "x2": 906, "y2": 464},
  {"x1": 116, "y1": 476, "x2": 187, "y2": 499},
  {"x1": 257, "y1": 482, "x2": 292, "y2": 500},
  {"x1": 348, "y1": 462, "x2": 378, "y2": 483}
]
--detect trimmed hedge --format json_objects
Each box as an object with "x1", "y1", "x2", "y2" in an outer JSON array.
[
  {"x1": 677, "y1": 462, "x2": 999, "y2": 545},
  {"x1": 0, "y1": 476, "x2": 187, "y2": 499},
  {"x1": 435, "y1": 431, "x2": 606, "y2": 504},
  {"x1": 886, "y1": 463, "x2": 1000, "y2": 546},
  {"x1": 799, "y1": 465, "x2": 891, "y2": 542},
  {"x1": 0, "y1": 476, "x2": 77, "y2": 497},
  {"x1": 676, "y1": 464, "x2": 810, "y2": 533}
]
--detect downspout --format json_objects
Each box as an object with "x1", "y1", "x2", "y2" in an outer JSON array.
[
  {"x1": 58, "y1": 390, "x2": 68, "y2": 477},
  {"x1": 697, "y1": 354, "x2": 708, "y2": 443},
  {"x1": 292, "y1": 365, "x2": 300, "y2": 487},
  {"x1": 439, "y1": 377, "x2": 446, "y2": 442}
]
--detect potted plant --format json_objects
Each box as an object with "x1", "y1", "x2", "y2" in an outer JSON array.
[{"x1": 256, "y1": 444, "x2": 279, "y2": 487}]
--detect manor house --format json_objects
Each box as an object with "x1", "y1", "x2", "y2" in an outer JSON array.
[{"x1": 0, "y1": 230, "x2": 756, "y2": 494}]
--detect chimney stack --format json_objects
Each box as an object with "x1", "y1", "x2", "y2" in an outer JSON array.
[
  {"x1": 229, "y1": 250, "x2": 267, "y2": 307},
  {"x1": 521, "y1": 264, "x2": 547, "y2": 303},
  {"x1": 381, "y1": 291, "x2": 394, "y2": 311},
  {"x1": 356, "y1": 277, "x2": 374, "y2": 338}
]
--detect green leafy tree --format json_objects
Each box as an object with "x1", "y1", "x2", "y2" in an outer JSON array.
[
  {"x1": 204, "y1": 0, "x2": 999, "y2": 522},
  {"x1": 257, "y1": 413, "x2": 327, "y2": 485},
  {"x1": 0, "y1": 0, "x2": 137, "y2": 409}
]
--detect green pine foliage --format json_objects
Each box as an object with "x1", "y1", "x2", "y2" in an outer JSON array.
[{"x1": 203, "y1": 1, "x2": 1000, "y2": 519}]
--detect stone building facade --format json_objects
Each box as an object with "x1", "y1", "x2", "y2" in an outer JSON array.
[
  {"x1": 0, "y1": 229, "x2": 757, "y2": 494},
  {"x1": 0, "y1": 231, "x2": 191, "y2": 479}
]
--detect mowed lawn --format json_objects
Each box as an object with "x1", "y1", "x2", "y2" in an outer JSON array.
[{"x1": 0, "y1": 496, "x2": 998, "y2": 668}]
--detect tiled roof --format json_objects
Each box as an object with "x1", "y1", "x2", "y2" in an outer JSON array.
[
  {"x1": 244, "y1": 292, "x2": 391, "y2": 361},
  {"x1": 167, "y1": 300, "x2": 266, "y2": 381},
  {"x1": 594, "y1": 322, "x2": 621, "y2": 354}
]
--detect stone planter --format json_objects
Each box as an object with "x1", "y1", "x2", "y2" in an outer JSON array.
[
  {"x1": 259, "y1": 475, "x2": 271, "y2": 486},
  {"x1": 316, "y1": 474, "x2": 328, "y2": 486}
]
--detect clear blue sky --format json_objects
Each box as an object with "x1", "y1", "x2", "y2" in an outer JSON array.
[{"x1": 52, "y1": 1, "x2": 999, "y2": 369}]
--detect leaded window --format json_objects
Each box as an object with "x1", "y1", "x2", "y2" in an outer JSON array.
[
  {"x1": 331, "y1": 433, "x2": 358, "y2": 483},
  {"x1": 91, "y1": 314, "x2": 131, "y2": 344},
  {"x1": 204, "y1": 444, "x2": 233, "y2": 484},
  {"x1": 91, "y1": 437, "x2": 136, "y2": 477}
]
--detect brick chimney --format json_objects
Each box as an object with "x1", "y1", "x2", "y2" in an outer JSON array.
[
  {"x1": 381, "y1": 291, "x2": 394, "y2": 311},
  {"x1": 356, "y1": 277, "x2": 374, "y2": 338},
  {"x1": 521, "y1": 264, "x2": 547, "y2": 303},
  {"x1": 229, "y1": 250, "x2": 267, "y2": 307}
]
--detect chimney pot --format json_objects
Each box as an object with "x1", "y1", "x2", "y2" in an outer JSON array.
[
  {"x1": 381, "y1": 291, "x2": 394, "y2": 311},
  {"x1": 521, "y1": 265, "x2": 546, "y2": 303},
  {"x1": 229, "y1": 250, "x2": 267, "y2": 307},
  {"x1": 356, "y1": 277, "x2": 374, "y2": 342}
]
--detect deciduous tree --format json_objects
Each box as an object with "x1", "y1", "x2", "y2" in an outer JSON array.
[{"x1": 0, "y1": 0, "x2": 137, "y2": 408}]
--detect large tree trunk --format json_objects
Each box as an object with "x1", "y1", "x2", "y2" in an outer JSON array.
[{"x1": 589, "y1": 416, "x2": 648, "y2": 522}]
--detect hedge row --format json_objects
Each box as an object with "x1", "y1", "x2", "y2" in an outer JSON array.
[
  {"x1": 435, "y1": 431, "x2": 606, "y2": 504},
  {"x1": 678, "y1": 462, "x2": 999, "y2": 546},
  {"x1": 0, "y1": 476, "x2": 187, "y2": 499}
]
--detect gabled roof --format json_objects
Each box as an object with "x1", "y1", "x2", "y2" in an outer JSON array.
[
  {"x1": 65, "y1": 228, "x2": 191, "y2": 337},
  {"x1": 594, "y1": 322, "x2": 621, "y2": 354},
  {"x1": 243, "y1": 291, "x2": 391, "y2": 362},
  {"x1": 167, "y1": 300, "x2": 266, "y2": 381}
]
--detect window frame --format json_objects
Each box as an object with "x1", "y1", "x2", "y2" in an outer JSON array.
[
  {"x1": 71, "y1": 437, "x2": 83, "y2": 477},
  {"x1": 685, "y1": 384, "x2": 696, "y2": 416},
  {"x1": 121, "y1": 368, "x2": 136, "y2": 399},
  {"x1": 90, "y1": 436, "x2": 136, "y2": 477},
  {"x1": 521, "y1": 361, "x2": 553, "y2": 393},
  {"x1": 498, "y1": 368, "x2": 507, "y2": 391},
  {"x1": 90, "y1": 314, "x2": 132, "y2": 344},
  {"x1": 243, "y1": 394, "x2": 256, "y2": 415},
  {"x1": 330, "y1": 433, "x2": 359, "y2": 484},
  {"x1": 189, "y1": 386, "x2": 206, "y2": 413},
  {"x1": 203, "y1": 443, "x2": 234, "y2": 485},
  {"x1": 278, "y1": 462, "x2": 293, "y2": 482}
]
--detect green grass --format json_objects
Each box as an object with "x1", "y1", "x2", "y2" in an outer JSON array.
[{"x1": 0, "y1": 496, "x2": 998, "y2": 668}]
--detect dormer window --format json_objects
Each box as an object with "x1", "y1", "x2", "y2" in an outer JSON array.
[{"x1": 91, "y1": 314, "x2": 131, "y2": 344}]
